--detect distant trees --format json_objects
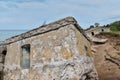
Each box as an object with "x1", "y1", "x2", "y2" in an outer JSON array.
[
  {"x1": 88, "y1": 23, "x2": 100, "y2": 29},
  {"x1": 105, "y1": 24, "x2": 110, "y2": 27},
  {"x1": 90, "y1": 25, "x2": 94, "y2": 28},
  {"x1": 94, "y1": 23, "x2": 100, "y2": 27},
  {"x1": 88, "y1": 21, "x2": 120, "y2": 31}
]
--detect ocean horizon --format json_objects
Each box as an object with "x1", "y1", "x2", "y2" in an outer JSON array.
[{"x1": 0, "y1": 30, "x2": 28, "y2": 41}]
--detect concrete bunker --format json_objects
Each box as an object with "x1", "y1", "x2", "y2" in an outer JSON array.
[
  {"x1": 0, "y1": 17, "x2": 98, "y2": 80},
  {"x1": 85, "y1": 27, "x2": 110, "y2": 39}
]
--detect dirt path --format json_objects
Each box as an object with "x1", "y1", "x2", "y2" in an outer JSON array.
[{"x1": 92, "y1": 33, "x2": 120, "y2": 80}]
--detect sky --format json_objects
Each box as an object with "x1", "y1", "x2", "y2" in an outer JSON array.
[{"x1": 0, "y1": 0, "x2": 120, "y2": 30}]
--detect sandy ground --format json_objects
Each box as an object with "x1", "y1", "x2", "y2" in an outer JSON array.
[{"x1": 92, "y1": 33, "x2": 120, "y2": 80}]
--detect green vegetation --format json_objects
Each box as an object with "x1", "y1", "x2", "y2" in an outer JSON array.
[
  {"x1": 110, "y1": 31, "x2": 120, "y2": 34},
  {"x1": 109, "y1": 21, "x2": 120, "y2": 31},
  {"x1": 88, "y1": 21, "x2": 120, "y2": 34}
]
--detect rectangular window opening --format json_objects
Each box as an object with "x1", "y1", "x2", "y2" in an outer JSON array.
[{"x1": 21, "y1": 44, "x2": 30, "y2": 69}]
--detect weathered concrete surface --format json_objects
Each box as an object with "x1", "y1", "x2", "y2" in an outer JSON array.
[
  {"x1": 1, "y1": 17, "x2": 89, "y2": 45},
  {"x1": 0, "y1": 17, "x2": 98, "y2": 80},
  {"x1": 91, "y1": 37, "x2": 108, "y2": 44},
  {"x1": 85, "y1": 27, "x2": 110, "y2": 38}
]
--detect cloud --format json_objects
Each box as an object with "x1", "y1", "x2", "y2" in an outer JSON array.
[{"x1": 0, "y1": 0, "x2": 120, "y2": 30}]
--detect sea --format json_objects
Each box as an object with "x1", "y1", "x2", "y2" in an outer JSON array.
[{"x1": 0, "y1": 30, "x2": 27, "y2": 41}]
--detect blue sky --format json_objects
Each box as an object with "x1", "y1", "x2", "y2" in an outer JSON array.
[{"x1": 0, "y1": 0, "x2": 120, "y2": 30}]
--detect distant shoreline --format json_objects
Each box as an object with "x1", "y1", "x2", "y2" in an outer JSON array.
[{"x1": 0, "y1": 30, "x2": 27, "y2": 41}]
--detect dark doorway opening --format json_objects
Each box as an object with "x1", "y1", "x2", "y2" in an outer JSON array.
[
  {"x1": 102, "y1": 29, "x2": 104, "y2": 32},
  {"x1": 2, "y1": 50, "x2": 7, "y2": 63},
  {"x1": 0, "y1": 50, "x2": 7, "y2": 80},
  {"x1": 91, "y1": 32, "x2": 94, "y2": 36}
]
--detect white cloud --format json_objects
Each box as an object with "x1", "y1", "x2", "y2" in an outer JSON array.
[{"x1": 0, "y1": 0, "x2": 120, "y2": 29}]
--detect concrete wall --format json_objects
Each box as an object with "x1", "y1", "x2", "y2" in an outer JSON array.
[
  {"x1": 0, "y1": 46, "x2": 7, "y2": 80},
  {"x1": 85, "y1": 27, "x2": 110, "y2": 38},
  {"x1": 3, "y1": 24, "x2": 97, "y2": 80}
]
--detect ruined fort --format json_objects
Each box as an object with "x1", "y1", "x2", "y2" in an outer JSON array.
[
  {"x1": 0, "y1": 17, "x2": 98, "y2": 80},
  {"x1": 85, "y1": 27, "x2": 110, "y2": 38}
]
